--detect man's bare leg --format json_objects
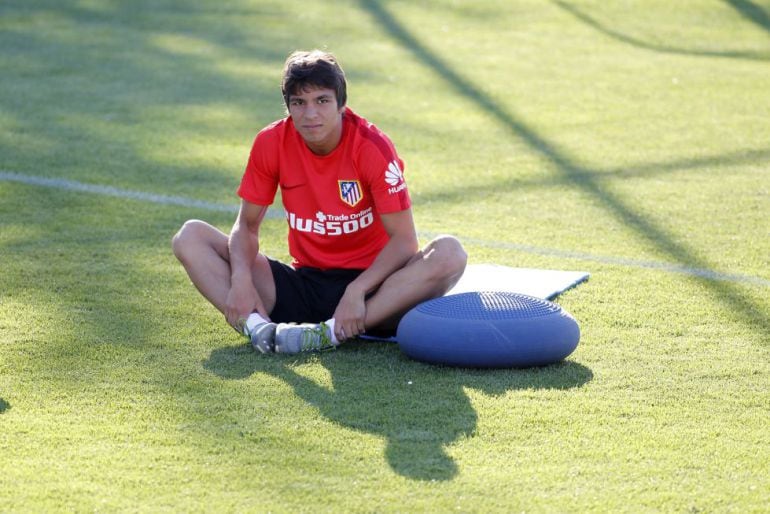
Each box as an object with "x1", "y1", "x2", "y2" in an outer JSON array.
[
  {"x1": 362, "y1": 235, "x2": 467, "y2": 331},
  {"x1": 171, "y1": 219, "x2": 276, "y2": 321},
  {"x1": 174, "y1": 226, "x2": 466, "y2": 353}
]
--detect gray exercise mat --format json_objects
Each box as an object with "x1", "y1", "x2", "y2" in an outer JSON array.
[{"x1": 446, "y1": 264, "x2": 590, "y2": 300}]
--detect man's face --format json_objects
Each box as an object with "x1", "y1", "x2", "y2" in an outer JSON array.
[{"x1": 287, "y1": 86, "x2": 344, "y2": 155}]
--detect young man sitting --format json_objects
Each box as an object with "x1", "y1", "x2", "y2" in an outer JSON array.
[{"x1": 172, "y1": 50, "x2": 467, "y2": 353}]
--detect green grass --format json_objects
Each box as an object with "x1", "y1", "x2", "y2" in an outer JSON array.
[{"x1": 1, "y1": 0, "x2": 769, "y2": 512}]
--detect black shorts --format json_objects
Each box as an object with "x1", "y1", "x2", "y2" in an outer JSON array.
[{"x1": 267, "y1": 258, "x2": 364, "y2": 323}]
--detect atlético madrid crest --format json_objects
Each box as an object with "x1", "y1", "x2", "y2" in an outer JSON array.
[{"x1": 338, "y1": 180, "x2": 363, "y2": 207}]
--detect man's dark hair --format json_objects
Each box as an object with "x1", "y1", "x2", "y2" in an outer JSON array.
[{"x1": 281, "y1": 50, "x2": 347, "y2": 109}]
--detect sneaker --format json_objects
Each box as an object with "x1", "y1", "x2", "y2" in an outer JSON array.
[
  {"x1": 274, "y1": 322, "x2": 337, "y2": 354},
  {"x1": 249, "y1": 322, "x2": 277, "y2": 353}
]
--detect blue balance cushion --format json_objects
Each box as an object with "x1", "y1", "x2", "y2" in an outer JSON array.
[{"x1": 396, "y1": 292, "x2": 580, "y2": 368}]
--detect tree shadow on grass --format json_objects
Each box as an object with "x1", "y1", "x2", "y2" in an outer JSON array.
[
  {"x1": 0, "y1": 0, "x2": 288, "y2": 199},
  {"x1": 0, "y1": 398, "x2": 9, "y2": 414},
  {"x1": 204, "y1": 342, "x2": 593, "y2": 481}
]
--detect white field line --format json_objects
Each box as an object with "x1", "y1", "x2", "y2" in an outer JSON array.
[
  {"x1": 425, "y1": 233, "x2": 770, "y2": 287},
  {"x1": 0, "y1": 171, "x2": 280, "y2": 219},
  {"x1": 2, "y1": 171, "x2": 768, "y2": 287}
]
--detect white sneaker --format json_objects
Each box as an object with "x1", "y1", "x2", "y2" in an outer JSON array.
[
  {"x1": 274, "y1": 322, "x2": 337, "y2": 354},
  {"x1": 249, "y1": 322, "x2": 277, "y2": 353}
]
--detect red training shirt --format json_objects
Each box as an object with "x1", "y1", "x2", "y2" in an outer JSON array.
[{"x1": 237, "y1": 108, "x2": 411, "y2": 270}]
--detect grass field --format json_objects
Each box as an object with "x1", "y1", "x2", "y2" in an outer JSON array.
[{"x1": 1, "y1": 0, "x2": 769, "y2": 512}]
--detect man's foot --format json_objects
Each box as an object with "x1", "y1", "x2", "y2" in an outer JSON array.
[
  {"x1": 249, "y1": 322, "x2": 277, "y2": 353},
  {"x1": 274, "y1": 322, "x2": 338, "y2": 354}
]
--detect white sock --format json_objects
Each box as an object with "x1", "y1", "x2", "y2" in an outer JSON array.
[
  {"x1": 325, "y1": 318, "x2": 340, "y2": 344},
  {"x1": 244, "y1": 312, "x2": 269, "y2": 335}
]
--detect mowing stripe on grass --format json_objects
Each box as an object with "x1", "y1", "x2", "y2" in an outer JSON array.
[{"x1": 2, "y1": 171, "x2": 768, "y2": 288}]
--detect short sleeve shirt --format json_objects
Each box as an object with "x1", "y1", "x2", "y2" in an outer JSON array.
[{"x1": 237, "y1": 108, "x2": 411, "y2": 270}]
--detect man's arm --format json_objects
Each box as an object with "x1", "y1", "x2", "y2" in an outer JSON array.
[
  {"x1": 224, "y1": 200, "x2": 271, "y2": 329},
  {"x1": 332, "y1": 208, "x2": 419, "y2": 340}
]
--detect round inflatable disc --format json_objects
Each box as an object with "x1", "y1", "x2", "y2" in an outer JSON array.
[{"x1": 396, "y1": 291, "x2": 580, "y2": 368}]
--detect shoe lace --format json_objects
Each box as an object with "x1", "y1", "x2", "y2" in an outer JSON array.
[{"x1": 300, "y1": 322, "x2": 335, "y2": 351}]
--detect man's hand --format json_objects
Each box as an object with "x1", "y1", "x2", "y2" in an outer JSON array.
[
  {"x1": 332, "y1": 285, "x2": 367, "y2": 341},
  {"x1": 224, "y1": 280, "x2": 267, "y2": 332},
  {"x1": 225, "y1": 201, "x2": 271, "y2": 332},
  {"x1": 329, "y1": 209, "x2": 419, "y2": 340}
]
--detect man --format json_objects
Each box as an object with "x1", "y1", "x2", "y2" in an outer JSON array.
[{"x1": 172, "y1": 50, "x2": 467, "y2": 354}]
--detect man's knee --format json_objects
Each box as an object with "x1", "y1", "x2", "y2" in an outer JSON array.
[
  {"x1": 425, "y1": 235, "x2": 468, "y2": 281},
  {"x1": 171, "y1": 219, "x2": 209, "y2": 262}
]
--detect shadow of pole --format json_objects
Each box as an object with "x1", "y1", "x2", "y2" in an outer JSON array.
[
  {"x1": 552, "y1": 0, "x2": 770, "y2": 61},
  {"x1": 724, "y1": 0, "x2": 770, "y2": 35},
  {"x1": 358, "y1": 0, "x2": 769, "y2": 335}
]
